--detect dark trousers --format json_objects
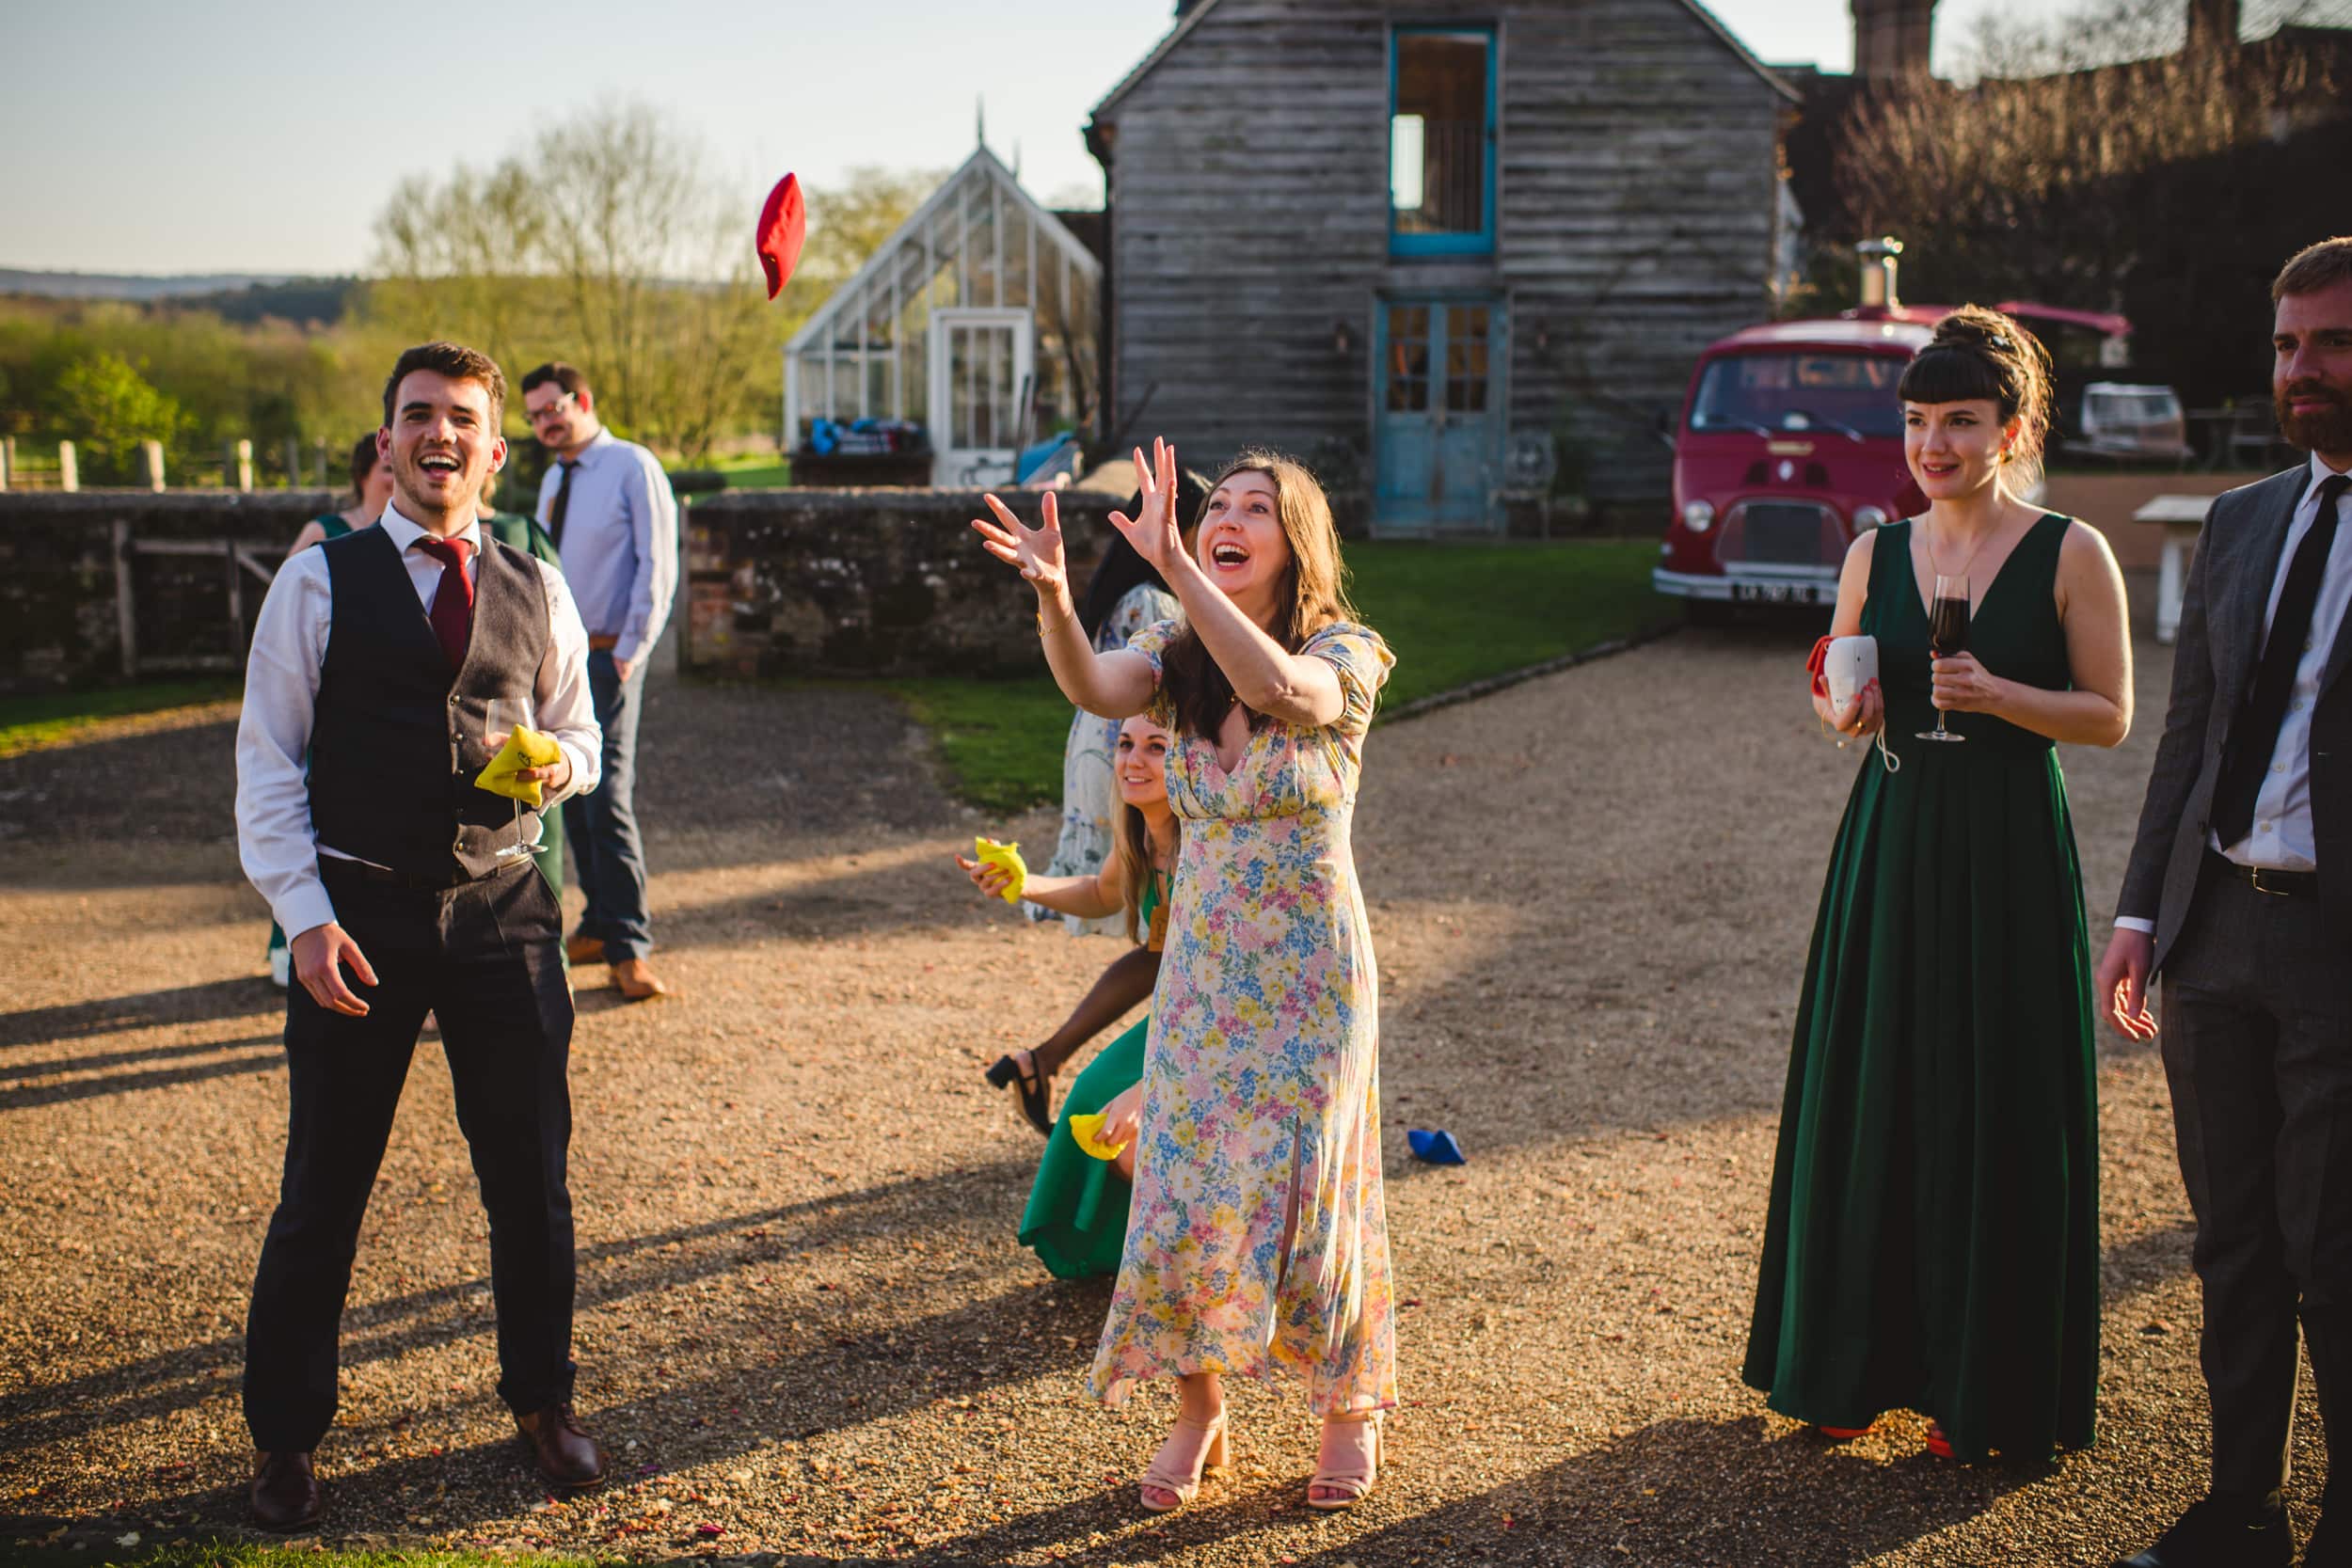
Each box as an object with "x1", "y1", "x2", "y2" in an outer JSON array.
[
  {"x1": 564, "y1": 648, "x2": 651, "y2": 961},
  {"x1": 2160, "y1": 865, "x2": 2352, "y2": 1506},
  {"x1": 243, "y1": 859, "x2": 577, "y2": 1452}
]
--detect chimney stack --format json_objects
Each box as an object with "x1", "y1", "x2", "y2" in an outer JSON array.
[
  {"x1": 2185, "y1": 0, "x2": 2239, "y2": 55},
  {"x1": 1856, "y1": 237, "x2": 1903, "y2": 312},
  {"x1": 1851, "y1": 0, "x2": 1937, "y2": 82}
]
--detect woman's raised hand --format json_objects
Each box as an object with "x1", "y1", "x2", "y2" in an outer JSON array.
[
  {"x1": 1106, "y1": 437, "x2": 1184, "y2": 575},
  {"x1": 973, "y1": 490, "x2": 1070, "y2": 602}
]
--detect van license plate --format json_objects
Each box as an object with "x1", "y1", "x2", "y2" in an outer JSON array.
[{"x1": 1730, "y1": 583, "x2": 1820, "y2": 605}]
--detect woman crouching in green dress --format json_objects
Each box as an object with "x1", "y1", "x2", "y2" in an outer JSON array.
[
  {"x1": 1743, "y1": 308, "x2": 2136, "y2": 1464},
  {"x1": 958, "y1": 713, "x2": 1179, "y2": 1277}
]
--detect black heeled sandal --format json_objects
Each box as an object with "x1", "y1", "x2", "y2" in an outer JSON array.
[{"x1": 983, "y1": 1050, "x2": 1053, "y2": 1135}]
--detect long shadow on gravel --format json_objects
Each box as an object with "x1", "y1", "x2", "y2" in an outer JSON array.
[
  {"x1": 0, "y1": 977, "x2": 279, "y2": 1050},
  {"x1": 654, "y1": 855, "x2": 996, "y2": 953},
  {"x1": 0, "y1": 1159, "x2": 1030, "y2": 1454},
  {"x1": 1277, "y1": 1415, "x2": 2035, "y2": 1567},
  {"x1": 0, "y1": 1038, "x2": 280, "y2": 1111},
  {"x1": 51, "y1": 1275, "x2": 1115, "y2": 1540}
]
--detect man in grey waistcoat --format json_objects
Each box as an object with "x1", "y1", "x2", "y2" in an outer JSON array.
[
  {"x1": 235, "y1": 342, "x2": 609, "y2": 1528},
  {"x1": 2104, "y1": 236, "x2": 2352, "y2": 1568}
]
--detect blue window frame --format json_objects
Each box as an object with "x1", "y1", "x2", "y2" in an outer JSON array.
[{"x1": 1389, "y1": 25, "x2": 1497, "y2": 257}]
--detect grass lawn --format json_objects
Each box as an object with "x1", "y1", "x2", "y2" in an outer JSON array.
[
  {"x1": 704, "y1": 451, "x2": 791, "y2": 489},
  {"x1": 0, "y1": 679, "x2": 241, "y2": 758},
  {"x1": 895, "y1": 537, "x2": 1676, "y2": 815}
]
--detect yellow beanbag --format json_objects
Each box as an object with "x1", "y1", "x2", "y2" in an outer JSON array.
[
  {"x1": 974, "y1": 836, "x2": 1027, "y2": 904},
  {"x1": 1066, "y1": 1112, "x2": 1128, "y2": 1161},
  {"x1": 475, "y1": 724, "x2": 563, "y2": 808}
]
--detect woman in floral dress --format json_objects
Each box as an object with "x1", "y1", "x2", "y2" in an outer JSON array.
[{"x1": 973, "y1": 438, "x2": 1396, "y2": 1513}]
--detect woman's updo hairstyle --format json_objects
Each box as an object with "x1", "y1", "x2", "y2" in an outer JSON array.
[
  {"x1": 347, "y1": 433, "x2": 382, "y2": 499},
  {"x1": 1896, "y1": 305, "x2": 2055, "y2": 493}
]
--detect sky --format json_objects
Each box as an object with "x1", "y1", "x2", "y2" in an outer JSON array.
[{"x1": 3, "y1": 0, "x2": 2048, "y2": 277}]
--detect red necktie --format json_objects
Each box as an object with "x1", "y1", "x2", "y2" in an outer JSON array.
[{"x1": 414, "y1": 535, "x2": 475, "y2": 672}]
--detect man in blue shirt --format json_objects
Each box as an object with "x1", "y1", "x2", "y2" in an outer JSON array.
[{"x1": 521, "y1": 362, "x2": 678, "y2": 1002}]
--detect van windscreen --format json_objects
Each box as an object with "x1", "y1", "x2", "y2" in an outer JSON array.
[{"x1": 1691, "y1": 353, "x2": 1906, "y2": 440}]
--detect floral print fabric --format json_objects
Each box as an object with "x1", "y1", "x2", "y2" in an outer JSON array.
[
  {"x1": 1026, "y1": 582, "x2": 1183, "y2": 936},
  {"x1": 1088, "y1": 618, "x2": 1399, "y2": 1417}
]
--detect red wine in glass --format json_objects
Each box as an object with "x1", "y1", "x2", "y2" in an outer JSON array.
[{"x1": 1917, "y1": 573, "x2": 1969, "y2": 742}]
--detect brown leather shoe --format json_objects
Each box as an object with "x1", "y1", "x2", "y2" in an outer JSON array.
[
  {"x1": 248, "y1": 1449, "x2": 321, "y2": 1531},
  {"x1": 612, "y1": 957, "x2": 671, "y2": 1003},
  {"x1": 565, "y1": 934, "x2": 606, "y2": 966},
  {"x1": 516, "y1": 1404, "x2": 607, "y2": 1492}
]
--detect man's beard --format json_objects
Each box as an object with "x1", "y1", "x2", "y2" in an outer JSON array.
[{"x1": 2277, "y1": 382, "x2": 2352, "y2": 455}]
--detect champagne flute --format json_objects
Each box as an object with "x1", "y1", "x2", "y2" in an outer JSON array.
[
  {"x1": 484, "y1": 697, "x2": 544, "y2": 854},
  {"x1": 1916, "y1": 574, "x2": 1969, "y2": 743}
]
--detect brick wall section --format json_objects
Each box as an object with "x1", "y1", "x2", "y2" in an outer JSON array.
[
  {"x1": 0, "y1": 490, "x2": 335, "y2": 692},
  {"x1": 683, "y1": 489, "x2": 1131, "y2": 679}
]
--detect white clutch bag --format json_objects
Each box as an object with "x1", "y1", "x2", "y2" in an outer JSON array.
[
  {"x1": 1811, "y1": 633, "x2": 1900, "y2": 772},
  {"x1": 1823, "y1": 635, "x2": 1877, "y2": 713}
]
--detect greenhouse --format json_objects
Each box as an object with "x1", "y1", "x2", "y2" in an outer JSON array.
[{"x1": 783, "y1": 145, "x2": 1103, "y2": 487}]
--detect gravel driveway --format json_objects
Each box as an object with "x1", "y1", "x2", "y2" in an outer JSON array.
[{"x1": 0, "y1": 609, "x2": 2326, "y2": 1566}]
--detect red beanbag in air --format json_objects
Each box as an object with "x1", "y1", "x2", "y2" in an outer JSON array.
[{"x1": 755, "y1": 173, "x2": 805, "y2": 300}]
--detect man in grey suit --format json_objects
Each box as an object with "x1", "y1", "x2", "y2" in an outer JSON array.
[{"x1": 2106, "y1": 236, "x2": 2352, "y2": 1568}]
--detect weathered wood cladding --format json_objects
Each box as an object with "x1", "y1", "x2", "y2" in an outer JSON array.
[{"x1": 1094, "y1": 0, "x2": 1786, "y2": 511}]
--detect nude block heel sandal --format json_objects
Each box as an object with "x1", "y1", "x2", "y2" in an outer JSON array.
[
  {"x1": 1308, "y1": 1411, "x2": 1383, "y2": 1511},
  {"x1": 1138, "y1": 1412, "x2": 1230, "y2": 1513}
]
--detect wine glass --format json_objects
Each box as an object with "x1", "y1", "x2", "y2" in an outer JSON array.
[
  {"x1": 1916, "y1": 574, "x2": 1969, "y2": 744},
  {"x1": 484, "y1": 697, "x2": 545, "y2": 854}
]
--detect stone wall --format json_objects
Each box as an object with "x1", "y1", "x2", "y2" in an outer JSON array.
[
  {"x1": 0, "y1": 486, "x2": 1146, "y2": 691},
  {"x1": 683, "y1": 488, "x2": 1130, "y2": 679},
  {"x1": 0, "y1": 490, "x2": 336, "y2": 692}
]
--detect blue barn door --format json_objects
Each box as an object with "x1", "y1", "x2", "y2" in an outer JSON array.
[{"x1": 1374, "y1": 296, "x2": 1502, "y2": 534}]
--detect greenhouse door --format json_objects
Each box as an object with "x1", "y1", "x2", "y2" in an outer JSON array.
[{"x1": 930, "y1": 309, "x2": 1034, "y2": 486}]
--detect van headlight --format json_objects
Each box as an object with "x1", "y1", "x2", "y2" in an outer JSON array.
[
  {"x1": 1682, "y1": 500, "x2": 1716, "y2": 533},
  {"x1": 1852, "y1": 505, "x2": 1889, "y2": 531}
]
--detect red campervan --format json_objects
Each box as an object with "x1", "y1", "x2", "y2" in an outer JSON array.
[
  {"x1": 1652, "y1": 242, "x2": 1931, "y2": 616},
  {"x1": 1652, "y1": 240, "x2": 2135, "y2": 617},
  {"x1": 1651, "y1": 314, "x2": 1933, "y2": 614}
]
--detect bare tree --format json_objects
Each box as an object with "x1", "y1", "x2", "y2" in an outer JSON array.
[
  {"x1": 1830, "y1": 0, "x2": 2350, "y2": 404},
  {"x1": 1839, "y1": 0, "x2": 2345, "y2": 299},
  {"x1": 368, "y1": 101, "x2": 782, "y2": 463}
]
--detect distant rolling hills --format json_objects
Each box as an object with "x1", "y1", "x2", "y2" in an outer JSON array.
[{"x1": 0, "y1": 270, "x2": 358, "y2": 324}]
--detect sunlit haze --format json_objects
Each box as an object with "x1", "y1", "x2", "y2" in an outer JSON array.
[{"x1": 5, "y1": 0, "x2": 2073, "y2": 276}]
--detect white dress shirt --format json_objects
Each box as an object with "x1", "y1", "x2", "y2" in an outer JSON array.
[
  {"x1": 533, "y1": 427, "x2": 677, "y2": 665},
  {"x1": 2118, "y1": 454, "x2": 2352, "y2": 933},
  {"x1": 235, "y1": 505, "x2": 601, "y2": 941}
]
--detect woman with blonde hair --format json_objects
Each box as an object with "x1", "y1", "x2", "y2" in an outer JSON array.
[
  {"x1": 1744, "y1": 307, "x2": 2134, "y2": 1464},
  {"x1": 974, "y1": 439, "x2": 1397, "y2": 1512}
]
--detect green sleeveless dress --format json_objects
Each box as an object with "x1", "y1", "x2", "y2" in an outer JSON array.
[
  {"x1": 1018, "y1": 869, "x2": 1168, "y2": 1279},
  {"x1": 1742, "y1": 515, "x2": 2100, "y2": 1463}
]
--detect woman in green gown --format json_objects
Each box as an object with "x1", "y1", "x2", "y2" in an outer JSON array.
[
  {"x1": 958, "y1": 714, "x2": 1179, "y2": 1278},
  {"x1": 1743, "y1": 309, "x2": 2137, "y2": 1464}
]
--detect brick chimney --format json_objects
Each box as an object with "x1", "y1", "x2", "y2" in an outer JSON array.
[
  {"x1": 2185, "y1": 0, "x2": 2239, "y2": 55},
  {"x1": 1851, "y1": 0, "x2": 1937, "y2": 81}
]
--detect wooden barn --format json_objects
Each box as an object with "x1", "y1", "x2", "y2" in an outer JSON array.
[{"x1": 1085, "y1": 0, "x2": 1797, "y2": 533}]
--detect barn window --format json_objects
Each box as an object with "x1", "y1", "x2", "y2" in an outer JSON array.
[{"x1": 1391, "y1": 26, "x2": 1495, "y2": 256}]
